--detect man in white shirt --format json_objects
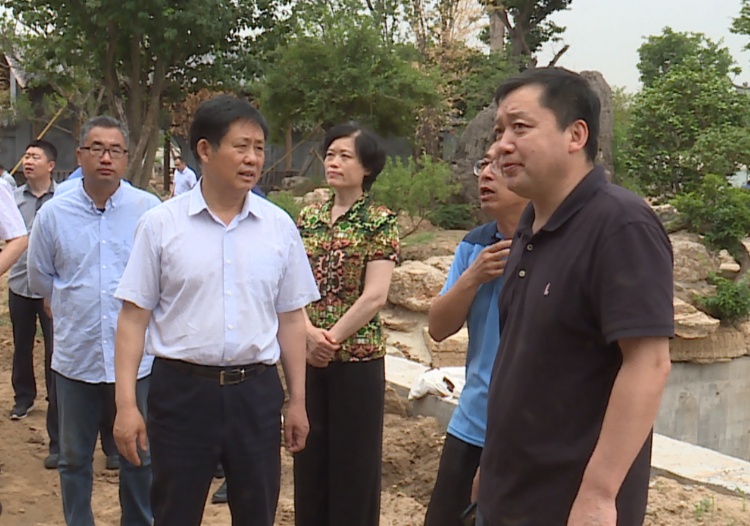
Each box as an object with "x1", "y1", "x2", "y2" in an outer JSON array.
[
  {"x1": 0, "y1": 163, "x2": 17, "y2": 188},
  {"x1": 170, "y1": 156, "x2": 197, "y2": 197},
  {"x1": 114, "y1": 95, "x2": 319, "y2": 526}
]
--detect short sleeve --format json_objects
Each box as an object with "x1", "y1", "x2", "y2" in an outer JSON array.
[
  {"x1": 592, "y1": 221, "x2": 674, "y2": 344},
  {"x1": 367, "y1": 211, "x2": 399, "y2": 263},
  {"x1": 0, "y1": 183, "x2": 26, "y2": 240},
  {"x1": 114, "y1": 216, "x2": 162, "y2": 311},
  {"x1": 440, "y1": 242, "x2": 470, "y2": 295},
  {"x1": 276, "y1": 220, "x2": 321, "y2": 313}
]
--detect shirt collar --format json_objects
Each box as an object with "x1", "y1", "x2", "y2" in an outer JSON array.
[
  {"x1": 188, "y1": 180, "x2": 264, "y2": 220},
  {"x1": 22, "y1": 179, "x2": 57, "y2": 198},
  {"x1": 78, "y1": 179, "x2": 125, "y2": 211},
  {"x1": 517, "y1": 165, "x2": 607, "y2": 237},
  {"x1": 320, "y1": 192, "x2": 369, "y2": 223}
]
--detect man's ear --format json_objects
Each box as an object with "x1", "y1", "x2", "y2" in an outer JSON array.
[
  {"x1": 567, "y1": 119, "x2": 590, "y2": 155},
  {"x1": 196, "y1": 139, "x2": 213, "y2": 164}
]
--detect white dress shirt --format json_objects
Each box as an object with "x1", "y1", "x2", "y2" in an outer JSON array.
[
  {"x1": 115, "y1": 183, "x2": 320, "y2": 366},
  {"x1": 27, "y1": 182, "x2": 161, "y2": 383},
  {"x1": 173, "y1": 166, "x2": 197, "y2": 196},
  {"x1": 0, "y1": 181, "x2": 26, "y2": 240}
]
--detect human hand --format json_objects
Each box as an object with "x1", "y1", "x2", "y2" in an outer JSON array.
[
  {"x1": 566, "y1": 487, "x2": 616, "y2": 526},
  {"x1": 113, "y1": 405, "x2": 148, "y2": 466},
  {"x1": 284, "y1": 399, "x2": 310, "y2": 453},
  {"x1": 467, "y1": 240, "x2": 512, "y2": 286},
  {"x1": 43, "y1": 300, "x2": 53, "y2": 319},
  {"x1": 306, "y1": 327, "x2": 340, "y2": 368},
  {"x1": 471, "y1": 467, "x2": 480, "y2": 502}
]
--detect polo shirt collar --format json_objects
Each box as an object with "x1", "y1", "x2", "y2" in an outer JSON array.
[
  {"x1": 22, "y1": 179, "x2": 57, "y2": 198},
  {"x1": 518, "y1": 165, "x2": 607, "y2": 236},
  {"x1": 188, "y1": 181, "x2": 264, "y2": 220}
]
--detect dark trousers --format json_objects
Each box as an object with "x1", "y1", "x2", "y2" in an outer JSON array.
[
  {"x1": 148, "y1": 358, "x2": 285, "y2": 526},
  {"x1": 294, "y1": 359, "x2": 385, "y2": 526},
  {"x1": 424, "y1": 433, "x2": 483, "y2": 526},
  {"x1": 9, "y1": 290, "x2": 57, "y2": 453}
]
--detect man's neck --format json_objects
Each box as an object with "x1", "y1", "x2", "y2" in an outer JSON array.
[
  {"x1": 83, "y1": 179, "x2": 120, "y2": 210},
  {"x1": 531, "y1": 163, "x2": 594, "y2": 233},
  {"x1": 200, "y1": 178, "x2": 246, "y2": 226},
  {"x1": 493, "y1": 207, "x2": 526, "y2": 240},
  {"x1": 27, "y1": 176, "x2": 52, "y2": 198}
]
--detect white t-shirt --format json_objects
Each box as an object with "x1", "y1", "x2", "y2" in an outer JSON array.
[{"x1": 0, "y1": 181, "x2": 26, "y2": 240}]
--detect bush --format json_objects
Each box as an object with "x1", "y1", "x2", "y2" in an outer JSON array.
[
  {"x1": 268, "y1": 191, "x2": 301, "y2": 223},
  {"x1": 695, "y1": 272, "x2": 750, "y2": 321},
  {"x1": 370, "y1": 154, "x2": 460, "y2": 236},
  {"x1": 671, "y1": 174, "x2": 750, "y2": 259},
  {"x1": 428, "y1": 203, "x2": 476, "y2": 230}
]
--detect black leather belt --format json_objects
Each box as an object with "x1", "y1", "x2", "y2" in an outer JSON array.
[{"x1": 157, "y1": 358, "x2": 269, "y2": 386}]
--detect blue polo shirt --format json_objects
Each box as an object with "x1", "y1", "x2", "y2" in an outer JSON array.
[{"x1": 443, "y1": 221, "x2": 504, "y2": 448}]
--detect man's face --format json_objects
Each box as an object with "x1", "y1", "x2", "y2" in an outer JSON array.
[
  {"x1": 23, "y1": 147, "x2": 54, "y2": 183},
  {"x1": 494, "y1": 84, "x2": 571, "y2": 199},
  {"x1": 175, "y1": 159, "x2": 186, "y2": 171},
  {"x1": 198, "y1": 120, "x2": 265, "y2": 194},
  {"x1": 76, "y1": 127, "x2": 128, "y2": 184},
  {"x1": 478, "y1": 144, "x2": 529, "y2": 216}
]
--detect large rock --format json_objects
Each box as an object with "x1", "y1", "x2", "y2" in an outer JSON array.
[
  {"x1": 424, "y1": 256, "x2": 455, "y2": 274},
  {"x1": 448, "y1": 104, "x2": 498, "y2": 204},
  {"x1": 423, "y1": 327, "x2": 469, "y2": 368},
  {"x1": 581, "y1": 71, "x2": 614, "y2": 180},
  {"x1": 388, "y1": 261, "x2": 446, "y2": 313},
  {"x1": 673, "y1": 298, "x2": 720, "y2": 339},
  {"x1": 302, "y1": 188, "x2": 331, "y2": 206},
  {"x1": 718, "y1": 249, "x2": 741, "y2": 280},
  {"x1": 670, "y1": 231, "x2": 719, "y2": 284},
  {"x1": 669, "y1": 327, "x2": 746, "y2": 363}
]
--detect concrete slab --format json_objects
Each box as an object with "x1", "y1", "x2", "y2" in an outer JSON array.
[{"x1": 384, "y1": 355, "x2": 750, "y2": 497}]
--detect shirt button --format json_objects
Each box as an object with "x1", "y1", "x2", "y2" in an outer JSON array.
[
  {"x1": 226, "y1": 291, "x2": 232, "y2": 296},
  {"x1": 103, "y1": 340, "x2": 108, "y2": 344},
  {"x1": 102, "y1": 265, "x2": 106, "y2": 269},
  {"x1": 526, "y1": 244, "x2": 533, "y2": 251},
  {"x1": 101, "y1": 240, "x2": 107, "y2": 245},
  {"x1": 102, "y1": 315, "x2": 108, "y2": 320},
  {"x1": 518, "y1": 270, "x2": 527, "y2": 278},
  {"x1": 226, "y1": 259, "x2": 231, "y2": 264},
  {"x1": 226, "y1": 357, "x2": 232, "y2": 363},
  {"x1": 228, "y1": 325, "x2": 233, "y2": 330},
  {"x1": 102, "y1": 290, "x2": 106, "y2": 294}
]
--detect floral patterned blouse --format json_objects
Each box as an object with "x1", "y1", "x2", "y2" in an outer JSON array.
[{"x1": 297, "y1": 193, "x2": 399, "y2": 362}]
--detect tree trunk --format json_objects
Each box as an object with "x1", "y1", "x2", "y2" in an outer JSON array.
[
  {"x1": 137, "y1": 119, "x2": 160, "y2": 190},
  {"x1": 284, "y1": 122, "x2": 293, "y2": 171},
  {"x1": 488, "y1": 7, "x2": 506, "y2": 51},
  {"x1": 126, "y1": 59, "x2": 166, "y2": 186},
  {"x1": 128, "y1": 33, "x2": 144, "y2": 151},
  {"x1": 163, "y1": 131, "x2": 171, "y2": 194}
]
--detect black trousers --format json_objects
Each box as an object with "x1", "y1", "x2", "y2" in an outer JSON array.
[
  {"x1": 424, "y1": 433, "x2": 483, "y2": 526},
  {"x1": 9, "y1": 290, "x2": 57, "y2": 453},
  {"x1": 147, "y1": 358, "x2": 285, "y2": 526},
  {"x1": 294, "y1": 358, "x2": 385, "y2": 526}
]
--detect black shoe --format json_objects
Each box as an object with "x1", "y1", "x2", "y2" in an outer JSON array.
[
  {"x1": 105, "y1": 455, "x2": 120, "y2": 471},
  {"x1": 214, "y1": 463, "x2": 225, "y2": 479},
  {"x1": 211, "y1": 481, "x2": 228, "y2": 504},
  {"x1": 9, "y1": 403, "x2": 35, "y2": 420},
  {"x1": 44, "y1": 453, "x2": 59, "y2": 469}
]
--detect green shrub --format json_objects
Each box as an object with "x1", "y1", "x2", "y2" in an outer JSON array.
[
  {"x1": 694, "y1": 272, "x2": 750, "y2": 322},
  {"x1": 370, "y1": 154, "x2": 460, "y2": 236},
  {"x1": 428, "y1": 203, "x2": 476, "y2": 230},
  {"x1": 671, "y1": 174, "x2": 750, "y2": 259},
  {"x1": 268, "y1": 191, "x2": 301, "y2": 223}
]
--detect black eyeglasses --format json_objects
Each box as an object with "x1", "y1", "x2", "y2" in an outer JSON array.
[{"x1": 81, "y1": 146, "x2": 128, "y2": 159}]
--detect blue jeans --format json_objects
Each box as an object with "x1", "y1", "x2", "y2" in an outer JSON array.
[{"x1": 56, "y1": 373, "x2": 152, "y2": 526}]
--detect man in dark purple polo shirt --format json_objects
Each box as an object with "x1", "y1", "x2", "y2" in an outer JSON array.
[{"x1": 474, "y1": 68, "x2": 674, "y2": 526}]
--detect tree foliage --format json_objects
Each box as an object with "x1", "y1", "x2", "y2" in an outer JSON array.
[{"x1": 637, "y1": 27, "x2": 739, "y2": 87}]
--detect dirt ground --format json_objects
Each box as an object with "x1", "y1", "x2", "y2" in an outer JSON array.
[{"x1": 1, "y1": 276, "x2": 750, "y2": 525}]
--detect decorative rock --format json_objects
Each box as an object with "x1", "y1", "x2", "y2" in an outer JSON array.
[
  {"x1": 669, "y1": 328, "x2": 746, "y2": 363},
  {"x1": 738, "y1": 320, "x2": 750, "y2": 353},
  {"x1": 718, "y1": 249, "x2": 741, "y2": 280},
  {"x1": 423, "y1": 327, "x2": 468, "y2": 368},
  {"x1": 380, "y1": 311, "x2": 419, "y2": 332},
  {"x1": 424, "y1": 256, "x2": 454, "y2": 274},
  {"x1": 302, "y1": 188, "x2": 331, "y2": 206},
  {"x1": 670, "y1": 231, "x2": 719, "y2": 284},
  {"x1": 673, "y1": 298, "x2": 720, "y2": 339},
  {"x1": 651, "y1": 203, "x2": 680, "y2": 225},
  {"x1": 388, "y1": 261, "x2": 446, "y2": 313},
  {"x1": 281, "y1": 175, "x2": 308, "y2": 192}
]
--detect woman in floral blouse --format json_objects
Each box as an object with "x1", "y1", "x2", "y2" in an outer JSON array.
[{"x1": 294, "y1": 124, "x2": 399, "y2": 526}]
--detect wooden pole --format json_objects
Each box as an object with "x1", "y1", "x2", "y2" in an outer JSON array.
[{"x1": 11, "y1": 100, "x2": 69, "y2": 175}]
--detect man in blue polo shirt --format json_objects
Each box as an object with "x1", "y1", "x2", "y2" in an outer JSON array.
[{"x1": 424, "y1": 142, "x2": 528, "y2": 526}]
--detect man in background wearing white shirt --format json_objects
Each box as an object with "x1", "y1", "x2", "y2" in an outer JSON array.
[
  {"x1": 114, "y1": 95, "x2": 319, "y2": 526},
  {"x1": 170, "y1": 155, "x2": 197, "y2": 197}
]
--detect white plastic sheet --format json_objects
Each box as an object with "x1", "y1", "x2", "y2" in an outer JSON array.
[{"x1": 408, "y1": 366, "x2": 466, "y2": 401}]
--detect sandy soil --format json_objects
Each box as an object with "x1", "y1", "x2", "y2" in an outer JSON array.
[{"x1": 1, "y1": 275, "x2": 750, "y2": 525}]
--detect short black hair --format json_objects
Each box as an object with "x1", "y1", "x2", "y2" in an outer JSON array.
[
  {"x1": 189, "y1": 95, "x2": 269, "y2": 162},
  {"x1": 322, "y1": 124, "x2": 386, "y2": 192},
  {"x1": 80, "y1": 116, "x2": 129, "y2": 146},
  {"x1": 26, "y1": 140, "x2": 58, "y2": 162},
  {"x1": 494, "y1": 67, "x2": 600, "y2": 163}
]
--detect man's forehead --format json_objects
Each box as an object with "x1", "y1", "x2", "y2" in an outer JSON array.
[
  {"x1": 496, "y1": 85, "x2": 545, "y2": 120},
  {"x1": 85, "y1": 126, "x2": 126, "y2": 145}
]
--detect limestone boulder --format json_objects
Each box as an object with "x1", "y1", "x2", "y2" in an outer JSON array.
[
  {"x1": 651, "y1": 203, "x2": 680, "y2": 225},
  {"x1": 739, "y1": 320, "x2": 750, "y2": 353},
  {"x1": 380, "y1": 310, "x2": 420, "y2": 332},
  {"x1": 670, "y1": 327, "x2": 746, "y2": 363},
  {"x1": 281, "y1": 175, "x2": 308, "y2": 192},
  {"x1": 718, "y1": 249, "x2": 741, "y2": 280},
  {"x1": 423, "y1": 327, "x2": 468, "y2": 368},
  {"x1": 388, "y1": 261, "x2": 446, "y2": 313},
  {"x1": 302, "y1": 188, "x2": 331, "y2": 206},
  {"x1": 673, "y1": 298, "x2": 720, "y2": 339},
  {"x1": 670, "y1": 231, "x2": 719, "y2": 284},
  {"x1": 581, "y1": 71, "x2": 614, "y2": 179},
  {"x1": 424, "y1": 256, "x2": 455, "y2": 274}
]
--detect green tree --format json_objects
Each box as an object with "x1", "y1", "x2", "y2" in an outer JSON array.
[
  {"x1": 4, "y1": 0, "x2": 290, "y2": 188},
  {"x1": 637, "y1": 27, "x2": 739, "y2": 87},
  {"x1": 625, "y1": 57, "x2": 750, "y2": 196}
]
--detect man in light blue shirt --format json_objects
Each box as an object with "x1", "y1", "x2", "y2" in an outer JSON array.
[
  {"x1": 424, "y1": 143, "x2": 529, "y2": 526},
  {"x1": 27, "y1": 116, "x2": 160, "y2": 526}
]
